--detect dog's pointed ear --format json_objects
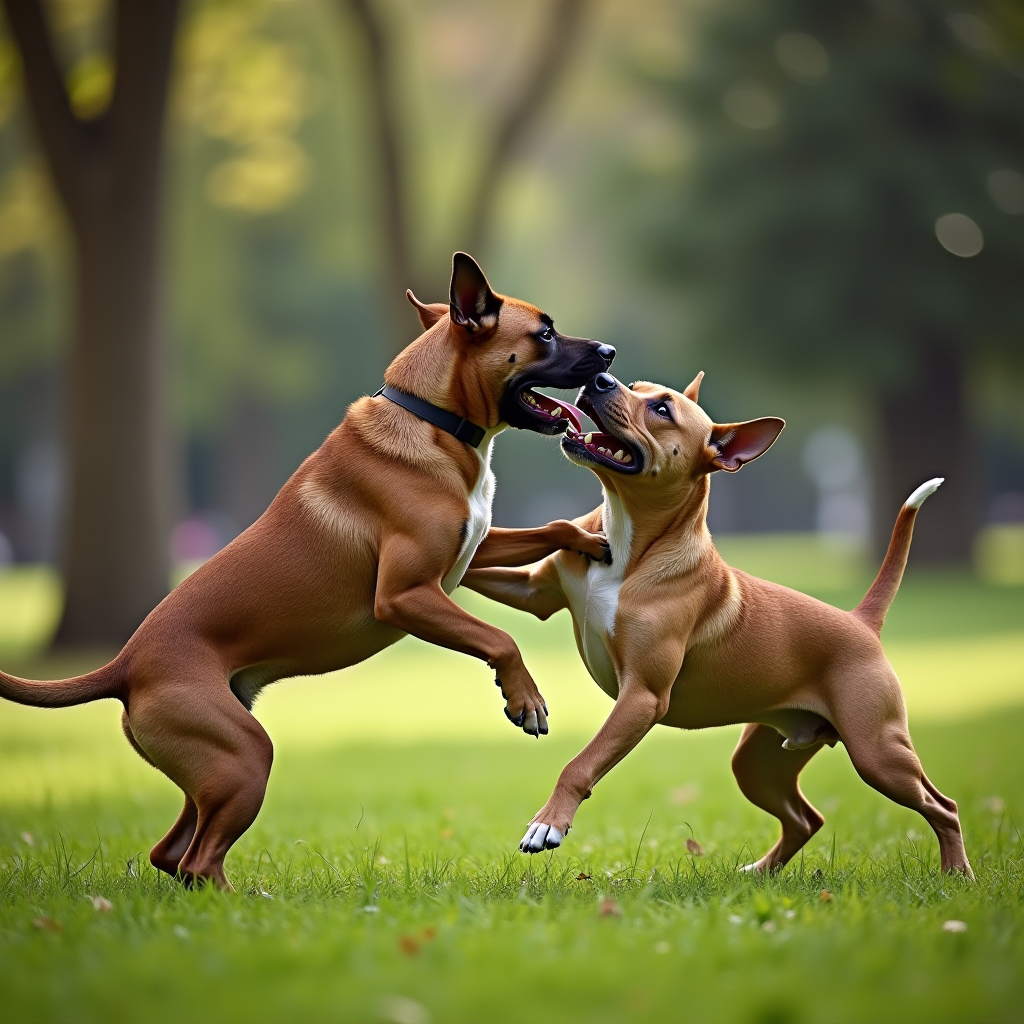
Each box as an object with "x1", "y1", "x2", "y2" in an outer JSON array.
[
  {"x1": 683, "y1": 371, "x2": 704, "y2": 403},
  {"x1": 406, "y1": 289, "x2": 448, "y2": 331},
  {"x1": 449, "y1": 252, "x2": 502, "y2": 336},
  {"x1": 708, "y1": 417, "x2": 785, "y2": 472}
]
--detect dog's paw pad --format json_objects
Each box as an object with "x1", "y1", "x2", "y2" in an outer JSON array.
[{"x1": 519, "y1": 823, "x2": 564, "y2": 853}]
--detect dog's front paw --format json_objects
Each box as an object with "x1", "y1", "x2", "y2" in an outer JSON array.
[
  {"x1": 495, "y1": 676, "x2": 549, "y2": 737},
  {"x1": 520, "y1": 821, "x2": 564, "y2": 854},
  {"x1": 558, "y1": 522, "x2": 611, "y2": 564}
]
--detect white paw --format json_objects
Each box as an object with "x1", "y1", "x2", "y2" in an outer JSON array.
[
  {"x1": 739, "y1": 861, "x2": 760, "y2": 873},
  {"x1": 520, "y1": 822, "x2": 564, "y2": 853}
]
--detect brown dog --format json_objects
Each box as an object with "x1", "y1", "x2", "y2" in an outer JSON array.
[
  {"x1": 465, "y1": 371, "x2": 972, "y2": 876},
  {"x1": 0, "y1": 254, "x2": 616, "y2": 889}
]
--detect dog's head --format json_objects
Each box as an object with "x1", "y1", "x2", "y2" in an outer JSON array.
[
  {"x1": 562, "y1": 371, "x2": 784, "y2": 489},
  {"x1": 401, "y1": 253, "x2": 615, "y2": 434}
]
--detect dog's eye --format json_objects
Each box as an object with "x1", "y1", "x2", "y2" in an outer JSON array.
[
  {"x1": 537, "y1": 324, "x2": 554, "y2": 343},
  {"x1": 653, "y1": 402, "x2": 672, "y2": 418}
]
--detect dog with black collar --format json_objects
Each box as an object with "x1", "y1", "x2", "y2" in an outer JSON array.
[{"x1": 0, "y1": 253, "x2": 615, "y2": 889}]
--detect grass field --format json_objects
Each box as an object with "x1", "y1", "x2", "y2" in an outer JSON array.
[{"x1": 1, "y1": 554, "x2": 1023, "y2": 1023}]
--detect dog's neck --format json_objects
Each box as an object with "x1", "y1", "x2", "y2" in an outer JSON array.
[
  {"x1": 384, "y1": 320, "x2": 504, "y2": 430},
  {"x1": 602, "y1": 474, "x2": 713, "y2": 577}
]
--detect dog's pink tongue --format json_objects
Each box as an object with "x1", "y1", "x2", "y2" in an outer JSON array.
[{"x1": 560, "y1": 401, "x2": 584, "y2": 433}]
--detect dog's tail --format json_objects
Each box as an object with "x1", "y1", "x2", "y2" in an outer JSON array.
[
  {"x1": 853, "y1": 477, "x2": 943, "y2": 635},
  {"x1": 0, "y1": 659, "x2": 124, "y2": 708}
]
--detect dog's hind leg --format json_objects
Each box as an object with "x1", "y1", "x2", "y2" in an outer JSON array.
[
  {"x1": 731, "y1": 723, "x2": 826, "y2": 873},
  {"x1": 127, "y1": 679, "x2": 274, "y2": 892},
  {"x1": 122, "y1": 708, "x2": 199, "y2": 876},
  {"x1": 149, "y1": 795, "x2": 199, "y2": 877},
  {"x1": 174, "y1": 701, "x2": 273, "y2": 892},
  {"x1": 841, "y1": 720, "x2": 972, "y2": 877},
  {"x1": 828, "y1": 660, "x2": 972, "y2": 877}
]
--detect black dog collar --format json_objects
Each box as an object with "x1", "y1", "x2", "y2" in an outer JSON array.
[{"x1": 375, "y1": 384, "x2": 487, "y2": 449}]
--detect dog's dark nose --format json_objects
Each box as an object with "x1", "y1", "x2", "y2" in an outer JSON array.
[
  {"x1": 597, "y1": 344, "x2": 616, "y2": 365},
  {"x1": 592, "y1": 372, "x2": 617, "y2": 393}
]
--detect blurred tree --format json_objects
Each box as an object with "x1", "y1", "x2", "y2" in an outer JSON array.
[
  {"x1": 629, "y1": 0, "x2": 1024, "y2": 561},
  {"x1": 341, "y1": 0, "x2": 593, "y2": 340},
  {"x1": 2, "y1": 0, "x2": 182, "y2": 643}
]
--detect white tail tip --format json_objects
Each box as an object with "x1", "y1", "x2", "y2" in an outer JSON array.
[{"x1": 906, "y1": 477, "x2": 944, "y2": 509}]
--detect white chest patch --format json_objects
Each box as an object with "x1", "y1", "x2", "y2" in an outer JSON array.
[
  {"x1": 557, "y1": 491, "x2": 632, "y2": 698},
  {"x1": 442, "y1": 432, "x2": 498, "y2": 595}
]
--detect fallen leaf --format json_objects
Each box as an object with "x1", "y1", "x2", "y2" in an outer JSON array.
[
  {"x1": 942, "y1": 919, "x2": 968, "y2": 933},
  {"x1": 576, "y1": 872, "x2": 592, "y2": 881},
  {"x1": 32, "y1": 917, "x2": 62, "y2": 932},
  {"x1": 398, "y1": 934, "x2": 420, "y2": 956},
  {"x1": 421, "y1": 927, "x2": 437, "y2": 942},
  {"x1": 686, "y1": 838, "x2": 703, "y2": 856},
  {"x1": 820, "y1": 889, "x2": 833, "y2": 903},
  {"x1": 90, "y1": 896, "x2": 112, "y2": 912},
  {"x1": 599, "y1": 898, "x2": 622, "y2": 918}
]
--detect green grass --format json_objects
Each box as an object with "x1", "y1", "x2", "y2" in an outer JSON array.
[{"x1": 1, "y1": 566, "x2": 1023, "y2": 1023}]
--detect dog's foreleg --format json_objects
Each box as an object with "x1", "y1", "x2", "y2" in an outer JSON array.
[
  {"x1": 462, "y1": 559, "x2": 567, "y2": 620},
  {"x1": 375, "y1": 533, "x2": 550, "y2": 736},
  {"x1": 521, "y1": 677, "x2": 674, "y2": 853},
  {"x1": 470, "y1": 521, "x2": 609, "y2": 567}
]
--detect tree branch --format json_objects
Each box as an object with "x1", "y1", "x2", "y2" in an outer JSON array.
[
  {"x1": 1, "y1": 0, "x2": 89, "y2": 215},
  {"x1": 343, "y1": 0, "x2": 415, "y2": 309},
  {"x1": 464, "y1": 0, "x2": 592, "y2": 256}
]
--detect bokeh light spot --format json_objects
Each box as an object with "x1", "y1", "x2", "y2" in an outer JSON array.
[
  {"x1": 776, "y1": 32, "x2": 829, "y2": 80},
  {"x1": 722, "y1": 83, "x2": 779, "y2": 130},
  {"x1": 67, "y1": 53, "x2": 114, "y2": 120},
  {"x1": 987, "y1": 169, "x2": 1024, "y2": 215},
  {"x1": 946, "y1": 11, "x2": 996, "y2": 52},
  {"x1": 206, "y1": 138, "x2": 309, "y2": 213},
  {"x1": 934, "y1": 213, "x2": 983, "y2": 258}
]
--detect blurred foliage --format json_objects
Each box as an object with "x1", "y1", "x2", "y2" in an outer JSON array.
[
  {"x1": 0, "y1": 0, "x2": 1020, "y2": 541},
  {"x1": 625, "y1": 0, "x2": 1024, "y2": 385}
]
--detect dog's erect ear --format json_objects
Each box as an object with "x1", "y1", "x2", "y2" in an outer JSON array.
[
  {"x1": 406, "y1": 289, "x2": 448, "y2": 331},
  {"x1": 449, "y1": 252, "x2": 502, "y2": 335},
  {"x1": 683, "y1": 371, "x2": 704, "y2": 403},
  {"x1": 708, "y1": 417, "x2": 785, "y2": 472}
]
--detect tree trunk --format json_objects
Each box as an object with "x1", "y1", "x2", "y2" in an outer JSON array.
[
  {"x1": 876, "y1": 340, "x2": 978, "y2": 565},
  {"x1": 4, "y1": 0, "x2": 182, "y2": 646},
  {"x1": 56, "y1": 173, "x2": 173, "y2": 644}
]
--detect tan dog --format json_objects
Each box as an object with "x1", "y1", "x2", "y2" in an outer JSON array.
[
  {"x1": 465, "y1": 371, "x2": 972, "y2": 876},
  {"x1": 0, "y1": 254, "x2": 616, "y2": 890}
]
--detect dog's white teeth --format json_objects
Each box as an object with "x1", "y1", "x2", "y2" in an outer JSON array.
[
  {"x1": 622, "y1": 454, "x2": 632, "y2": 463},
  {"x1": 584, "y1": 433, "x2": 593, "y2": 444},
  {"x1": 614, "y1": 450, "x2": 625, "y2": 461},
  {"x1": 551, "y1": 407, "x2": 562, "y2": 418}
]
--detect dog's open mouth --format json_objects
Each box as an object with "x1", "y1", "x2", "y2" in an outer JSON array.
[
  {"x1": 518, "y1": 387, "x2": 583, "y2": 434},
  {"x1": 561, "y1": 399, "x2": 642, "y2": 474}
]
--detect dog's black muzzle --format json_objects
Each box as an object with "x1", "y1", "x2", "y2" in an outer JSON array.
[{"x1": 499, "y1": 337, "x2": 615, "y2": 434}]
